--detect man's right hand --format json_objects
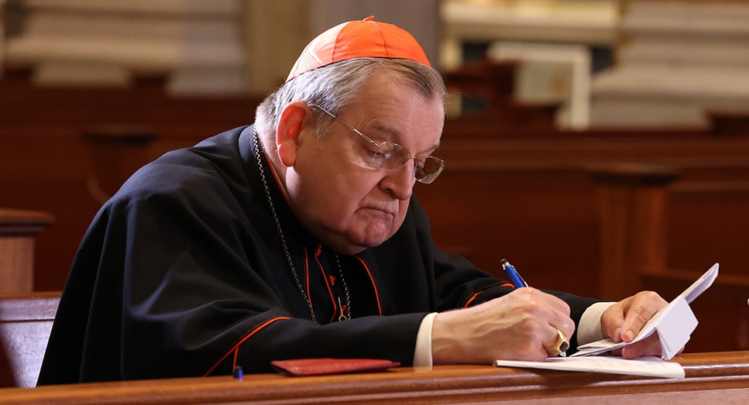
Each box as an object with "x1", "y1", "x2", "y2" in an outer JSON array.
[{"x1": 431, "y1": 288, "x2": 575, "y2": 365}]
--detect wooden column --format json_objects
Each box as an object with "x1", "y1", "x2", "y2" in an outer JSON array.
[
  {"x1": 0, "y1": 209, "x2": 53, "y2": 294},
  {"x1": 589, "y1": 163, "x2": 680, "y2": 301}
]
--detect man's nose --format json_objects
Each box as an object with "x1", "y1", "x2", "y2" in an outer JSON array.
[{"x1": 380, "y1": 160, "x2": 415, "y2": 200}]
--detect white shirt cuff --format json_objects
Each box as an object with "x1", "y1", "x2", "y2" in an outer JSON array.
[
  {"x1": 413, "y1": 312, "x2": 438, "y2": 367},
  {"x1": 577, "y1": 302, "x2": 615, "y2": 345}
]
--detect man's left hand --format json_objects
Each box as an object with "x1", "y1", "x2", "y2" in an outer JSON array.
[{"x1": 600, "y1": 291, "x2": 679, "y2": 359}]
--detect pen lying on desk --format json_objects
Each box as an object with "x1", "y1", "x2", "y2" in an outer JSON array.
[{"x1": 501, "y1": 258, "x2": 569, "y2": 354}]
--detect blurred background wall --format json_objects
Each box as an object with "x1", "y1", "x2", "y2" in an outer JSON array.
[
  {"x1": 0, "y1": 0, "x2": 440, "y2": 94},
  {"x1": 4, "y1": 0, "x2": 748, "y2": 127}
]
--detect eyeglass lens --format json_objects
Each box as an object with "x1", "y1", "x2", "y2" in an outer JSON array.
[
  {"x1": 310, "y1": 103, "x2": 444, "y2": 184},
  {"x1": 360, "y1": 141, "x2": 443, "y2": 184}
]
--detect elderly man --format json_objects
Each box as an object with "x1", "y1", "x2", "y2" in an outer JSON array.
[{"x1": 38, "y1": 17, "x2": 669, "y2": 385}]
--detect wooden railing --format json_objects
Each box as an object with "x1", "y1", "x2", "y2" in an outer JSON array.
[{"x1": 0, "y1": 351, "x2": 747, "y2": 404}]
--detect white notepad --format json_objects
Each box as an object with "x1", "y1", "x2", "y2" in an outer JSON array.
[{"x1": 494, "y1": 355, "x2": 685, "y2": 378}]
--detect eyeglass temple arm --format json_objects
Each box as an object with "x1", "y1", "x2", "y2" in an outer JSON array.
[{"x1": 308, "y1": 103, "x2": 381, "y2": 147}]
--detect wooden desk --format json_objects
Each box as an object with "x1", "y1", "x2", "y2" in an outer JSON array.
[{"x1": 1, "y1": 352, "x2": 747, "y2": 404}]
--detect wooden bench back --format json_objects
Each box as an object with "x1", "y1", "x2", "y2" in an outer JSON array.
[{"x1": 0, "y1": 292, "x2": 60, "y2": 388}]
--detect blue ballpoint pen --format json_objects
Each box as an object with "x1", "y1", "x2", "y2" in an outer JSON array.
[
  {"x1": 501, "y1": 258, "x2": 569, "y2": 354},
  {"x1": 501, "y1": 259, "x2": 528, "y2": 288}
]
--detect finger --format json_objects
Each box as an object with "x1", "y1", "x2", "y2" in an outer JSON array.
[
  {"x1": 546, "y1": 308, "x2": 575, "y2": 344},
  {"x1": 542, "y1": 326, "x2": 561, "y2": 357},
  {"x1": 553, "y1": 317, "x2": 575, "y2": 347},
  {"x1": 509, "y1": 318, "x2": 559, "y2": 361},
  {"x1": 620, "y1": 292, "x2": 664, "y2": 343},
  {"x1": 547, "y1": 329, "x2": 569, "y2": 356},
  {"x1": 529, "y1": 289, "x2": 576, "y2": 338},
  {"x1": 600, "y1": 299, "x2": 629, "y2": 343},
  {"x1": 620, "y1": 333, "x2": 663, "y2": 359},
  {"x1": 507, "y1": 289, "x2": 576, "y2": 358},
  {"x1": 510, "y1": 289, "x2": 575, "y2": 339}
]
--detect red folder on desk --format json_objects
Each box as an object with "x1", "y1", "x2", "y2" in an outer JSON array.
[{"x1": 271, "y1": 358, "x2": 400, "y2": 376}]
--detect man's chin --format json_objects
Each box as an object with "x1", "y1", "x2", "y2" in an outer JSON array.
[
  {"x1": 340, "y1": 237, "x2": 388, "y2": 255},
  {"x1": 328, "y1": 232, "x2": 391, "y2": 256},
  {"x1": 324, "y1": 219, "x2": 401, "y2": 255}
]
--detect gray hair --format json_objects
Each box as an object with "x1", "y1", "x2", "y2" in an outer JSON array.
[{"x1": 254, "y1": 58, "x2": 447, "y2": 141}]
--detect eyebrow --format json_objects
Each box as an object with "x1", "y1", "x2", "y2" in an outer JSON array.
[{"x1": 371, "y1": 122, "x2": 442, "y2": 156}]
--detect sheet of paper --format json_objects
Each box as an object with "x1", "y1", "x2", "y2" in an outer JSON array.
[
  {"x1": 573, "y1": 263, "x2": 719, "y2": 359},
  {"x1": 654, "y1": 296, "x2": 698, "y2": 359},
  {"x1": 494, "y1": 356, "x2": 685, "y2": 379},
  {"x1": 679, "y1": 263, "x2": 720, "y2": 304}
]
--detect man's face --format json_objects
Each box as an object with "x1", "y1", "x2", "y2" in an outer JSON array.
[{"x1": 283, "y1": 71, "x2": 444, "y2": 255}]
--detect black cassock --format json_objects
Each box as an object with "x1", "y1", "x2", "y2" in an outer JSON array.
[{"x1": 37, "y1": 125, "x2": 598, "y2": 385}]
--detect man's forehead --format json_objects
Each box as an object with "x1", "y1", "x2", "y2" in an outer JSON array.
[
  {"x1": 364, "y1": 114, "x2": 443, "y2": 154},
  {"x1": 338, "y1": 71, "x2": 444, "y2": 148}
]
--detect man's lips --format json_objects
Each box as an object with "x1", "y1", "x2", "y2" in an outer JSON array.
[{"x1": 359, "y1": 206, "x2": 396, "y2": 217}]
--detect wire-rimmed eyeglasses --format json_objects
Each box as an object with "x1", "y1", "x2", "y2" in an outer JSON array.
[{"x1": 308, "y1": 104, "x2": 445, "y2": 184}]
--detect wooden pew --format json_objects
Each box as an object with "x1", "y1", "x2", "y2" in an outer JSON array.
[
  {"x1": 588, "y1": 163, "x2": 681, "y2": 300},
  {"x1": 588, "y1": 164, "x2": 749, "y2": 352},
  {"x1": 0, "y1": 70, "x2": 264, "y2": 129},
  {"x1": 667, "y1": 180, "x2": 749, "y2": 273},
  {"x1": 0, "y1": 352, "x2": 747, "y2": 404},
  {"x1": 415, "y1": 152, "x2": 749, "y2": 286},
  {"x1": 0, "y1": 292, "x2": 60, "y2": 388},
  {"x1": 83, "y1": 125, "x2": 157, "y2": 200},
  {"x1": 0, "y1": 210, "x2": 53, "y2": 294}
]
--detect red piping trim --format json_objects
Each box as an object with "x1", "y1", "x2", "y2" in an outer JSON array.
[
  {"x1": 463, "y1": 282, "x2": 514, "y2": 308},
  {"x1": 353, "y1": 255, "x2": 383, "y2": 316},
  {"x1": 314, "y1": 244, "x2": 338, "y2": 324},
  {"x1": 463, "y1": 292, "x2": 481, "y2": 308},
  {"x1": 202, "y1": 316, "x2": 290, "y2": 377}
]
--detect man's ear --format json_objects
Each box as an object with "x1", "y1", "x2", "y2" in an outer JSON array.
[{"x1": 276, "y1": 101, "x2": 310, "y2": 167}]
